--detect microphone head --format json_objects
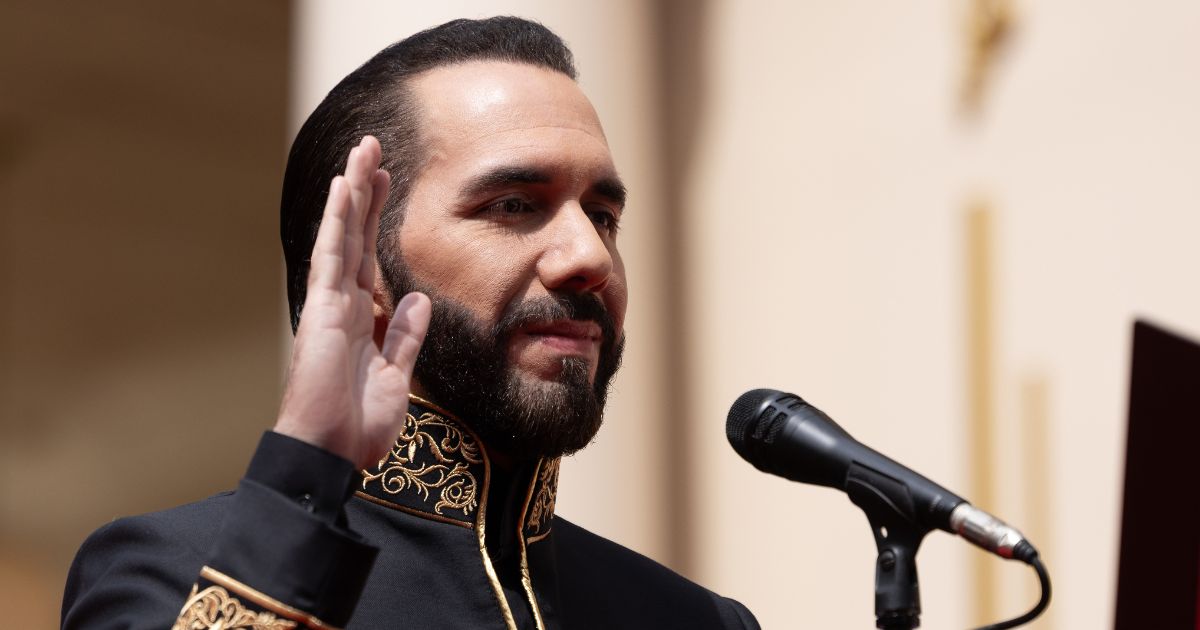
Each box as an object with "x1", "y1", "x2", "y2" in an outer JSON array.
[
  {"x1": 726, "y1": 388, "x2": 806, "y2": 471},
  {"x1": 727, "y1": 388, "x2": 857, "y2": 487}
]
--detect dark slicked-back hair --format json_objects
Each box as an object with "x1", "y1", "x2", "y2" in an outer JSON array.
[{"x1": 281, "y1": 17, "x2": 578, "y2": 330}]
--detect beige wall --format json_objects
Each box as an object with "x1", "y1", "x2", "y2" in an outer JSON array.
[
  {"x1": 0, "y1": 3, "x2": 291, "y2": 626},
  {"x1": 686, "y1": 1, "x2": 1200, "y2": 628}
]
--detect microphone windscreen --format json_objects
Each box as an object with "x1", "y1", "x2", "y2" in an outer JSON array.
[{"x1": 726, "y1": 388, "x2": 789, "y2": 465}]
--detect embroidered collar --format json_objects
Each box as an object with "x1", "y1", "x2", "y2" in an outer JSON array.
[{"x1": 355, "y1": 395, "x2": 559, "y2": 543}]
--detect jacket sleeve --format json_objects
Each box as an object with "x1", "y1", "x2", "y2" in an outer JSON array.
[{"x1": 62, "y1": 432, "x2": 378, "y2": 630}]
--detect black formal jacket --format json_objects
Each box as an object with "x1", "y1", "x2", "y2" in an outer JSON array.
[{"x1": 63, "y1": 397, "x2": 760, "y2": 629}]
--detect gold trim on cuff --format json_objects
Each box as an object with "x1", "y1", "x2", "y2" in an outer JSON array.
[{"x1": 188, "y1": 566, "x2": 342, "y2": 630}]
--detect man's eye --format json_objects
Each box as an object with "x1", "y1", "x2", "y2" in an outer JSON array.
[
  {"x1": 484, "y1": 198, "x2": 535, "y2": 215},
  {"x1": 588, "y1": 209, "x2": 620, "y2": 234}
]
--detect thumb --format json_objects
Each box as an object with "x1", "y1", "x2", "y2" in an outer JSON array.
[{"x1": 382, "y1": 292, "x2": 431, "y2": 371}]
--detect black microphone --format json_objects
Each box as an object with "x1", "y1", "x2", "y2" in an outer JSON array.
[{"x1": 727, "y1": 388, "x2": 1038, "y2": 563}]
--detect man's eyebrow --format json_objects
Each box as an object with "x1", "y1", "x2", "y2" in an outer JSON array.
[
  {"x1": 461, "y1": 166, "x2": 552, "y2": 200},
  {"x1": 590, "y1": 177, "x2": 627, "y2": 209},
  {"x1": 460, "y1": 166, "x2": 626, "y2": 209}
]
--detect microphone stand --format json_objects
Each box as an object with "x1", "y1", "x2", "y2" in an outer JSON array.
[{"x1": 845, "y1": 464, "x2": 932, "y2": 630}]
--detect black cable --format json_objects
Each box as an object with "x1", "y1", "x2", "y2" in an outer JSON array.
[{"x1": 973, "y1": 556, "x2": 1052, "y2": 630}]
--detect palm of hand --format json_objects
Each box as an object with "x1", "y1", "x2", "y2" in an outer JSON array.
[{"x1": 275, "y1": 136, "x2": 430, "y2": 470}]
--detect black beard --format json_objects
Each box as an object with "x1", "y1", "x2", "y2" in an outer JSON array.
[{"x1": 382, "y1": 260, "x2": 624, "y2": 461}]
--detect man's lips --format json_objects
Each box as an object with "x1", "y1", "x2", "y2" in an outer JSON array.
[{"x1": 519, "y1": 320, "x2": 602, "y2": 355}]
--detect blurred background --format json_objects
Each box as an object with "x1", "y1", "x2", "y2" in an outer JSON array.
[{"x1": 3, "y1": 1, "x2": 1198, "y2": 628}]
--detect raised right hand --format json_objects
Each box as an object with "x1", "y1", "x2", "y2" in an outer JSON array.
[{"x1": 274, "y1": 136, "x2": 430, "y2": 470}]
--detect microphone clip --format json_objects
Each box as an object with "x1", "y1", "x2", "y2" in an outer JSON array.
[{"x1": 845, "y1": 462, "x2": 934, "y2": 630}]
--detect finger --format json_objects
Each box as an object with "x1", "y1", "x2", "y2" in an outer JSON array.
[
  {"x1": 381, "y1": 292, "x2": 431, "y2": 370},
  {"x1": 340, "y1": 146, "x2": 367, "y2": 282},
  {"x1": 345, "y1": 137, "x2": 381, "y2": 229},
  {"x1": 308, "y1": 176, "x2": 349, "y2": 290},
  {"x1": 343, "y1": 137, "x2": 382, "y2": 282},
  {"x1": 358, "y1": 168, "x2": 391, "y2": 290}
]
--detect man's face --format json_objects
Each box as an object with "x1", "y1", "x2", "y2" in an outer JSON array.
[{"x1": 384, "y1": 61, "x2": 628, "y2": 459}]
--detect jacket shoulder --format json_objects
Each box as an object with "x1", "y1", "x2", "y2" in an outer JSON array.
[
  {"x1": 61, "y1": 492, "x2": 234, "y2": 629},
  {"x1": 549, "y1": 517, "x2": 759, "y2": 629}
]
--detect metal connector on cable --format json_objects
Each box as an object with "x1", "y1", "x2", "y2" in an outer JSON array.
[{"x1": 949, "y1": 503, "x2": 1038, "y2": 563}]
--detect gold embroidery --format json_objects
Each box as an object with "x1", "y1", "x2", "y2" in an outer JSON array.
[
  {"x1": 361, "y1": 410, "x2": 482, "y2": 516},
  {"x1": 471, "y1": 442, "x2": 519, "y2": 630},
  {"x1": 515, "y1": 458, "x2": 554, "y2": 630},
  {"x1": 173, "y1": 584, "x2": 298, "y2": 630},
  {"x1": 526, "y1": 458, "x2": 559, "y2": 534},
  {"x1": 197, "y1": 567, "x2": 339, "y2": 630},
  {"x1": 353, "y1": 491, "x2": 475, "y2": 528}
]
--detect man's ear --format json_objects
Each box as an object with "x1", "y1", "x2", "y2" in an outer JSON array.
[{"x1": 372, "y1": 271, "x2": 392, "y2": 350}]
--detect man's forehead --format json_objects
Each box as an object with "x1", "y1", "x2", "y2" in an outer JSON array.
[{"x1": 410, "y1": 60, "x2": 606, "y2": 145}]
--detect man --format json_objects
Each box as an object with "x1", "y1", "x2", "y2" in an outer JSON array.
[{"x1": 63, "y1": 17, "x2": 758, "y2": 630}]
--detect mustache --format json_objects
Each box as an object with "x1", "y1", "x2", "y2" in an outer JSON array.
[{"x1": 494, "y1": 292, "x2": 617, "y2": 347}]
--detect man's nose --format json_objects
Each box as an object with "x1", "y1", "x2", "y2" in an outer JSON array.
[{"x1": 537, "y1": 204, "x2": 613, "y2": 293}]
